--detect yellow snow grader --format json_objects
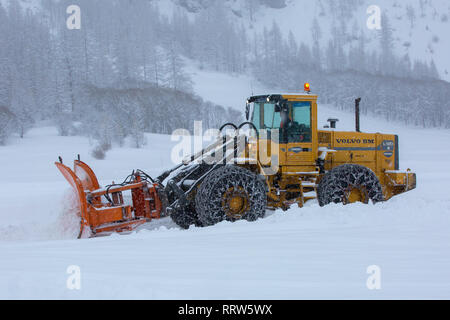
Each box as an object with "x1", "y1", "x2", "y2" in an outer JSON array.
[{"x1": 56, "y1": 84, "x2": 416, "y2": 237}]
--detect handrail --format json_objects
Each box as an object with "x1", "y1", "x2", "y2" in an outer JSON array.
[
  {"x1": 237, "y1": 122, "x2": 259, "y2": 138},
  {"x1": 219, "y1": 123, "x2": 238, "y2": 133}
]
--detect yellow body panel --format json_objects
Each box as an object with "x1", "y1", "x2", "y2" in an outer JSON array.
[
  {"x1": 318, "y1": 131, "x2": 397, "y2": 173},
  {"x1": 246, "y1": 92, "x2": 416, "y2": 210}
]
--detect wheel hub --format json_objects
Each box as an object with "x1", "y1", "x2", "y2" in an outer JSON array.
[
  {"x1": 222, "y1": 187, "x2": 249, "y2": 219},
  {"x1": 343, "y1": 186, "x2": 369, "y2": 205}
]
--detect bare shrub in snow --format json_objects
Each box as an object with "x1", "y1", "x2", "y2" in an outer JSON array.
[
  {"x1": 0, "y1": 106, "x2": 16, "y2": 145},
  {"x1": 131, "y1": 129, "x2": 147, "y2": 149},
  {"x1": 91, "y1": 145, "x2": 107, "y2": 160},
  {"x1": 55, "y1": 112, "x2": 75, "y2": 136},
  {"x1": 100, "y1": 141, "x2": 112, "y2": 152}
]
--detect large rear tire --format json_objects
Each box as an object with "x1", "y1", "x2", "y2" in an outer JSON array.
[
  {"x1": 195, "y1": 165, "x2": 267, "y2": 227},
  {"x1": 317, "y1": 164, "x2": 384, "y2": 207}
]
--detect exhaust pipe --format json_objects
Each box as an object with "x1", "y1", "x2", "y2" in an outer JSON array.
[{"x1": 355, "y1": 98, "x2": 361, "y2": 133}]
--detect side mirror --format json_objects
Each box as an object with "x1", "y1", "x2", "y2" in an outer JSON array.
[{"x1": 245, "y1": 103, "x2": 250, "y2": 120}]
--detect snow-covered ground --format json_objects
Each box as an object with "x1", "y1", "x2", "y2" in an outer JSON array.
[
  {"x1": 1, "y1": 97, "x2": 449, "y2": 299},
  {"x1": 186, "y1": 62, "x2": 267, "y2": 111}
]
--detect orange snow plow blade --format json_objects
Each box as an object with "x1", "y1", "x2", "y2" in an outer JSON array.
[{"x1": 55, "y1": 157, "x2": 163, "y2": 238}]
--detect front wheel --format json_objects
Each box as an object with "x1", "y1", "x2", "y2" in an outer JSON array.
[
  {"x1": 195, "y1": 165, "x2": 267, "y2": 227},
  {"x1": 170, "y1": 203, "x2": 203, "y2": 230}
]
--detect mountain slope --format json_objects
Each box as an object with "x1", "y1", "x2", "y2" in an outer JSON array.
[{"x1": 162, "y1": 0, "x2": 450, "y2": 82}]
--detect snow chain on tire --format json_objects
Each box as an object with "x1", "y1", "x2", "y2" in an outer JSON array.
[
  {"x1": 170, "y1": 203, "x2": 203, "y2": 230},
  {"x1": 317, "y1": 164, "x2": 384, "y2": 206},
  {"x1": 195, "y1": 165, "x2": 267, "y2": 227}
]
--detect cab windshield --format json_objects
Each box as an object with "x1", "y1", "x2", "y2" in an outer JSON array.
[{"x1": 251, "y1": 103, "x2": 281, "y2": 130}]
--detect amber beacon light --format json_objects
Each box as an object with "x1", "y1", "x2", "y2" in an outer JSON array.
[{"x1": 304, "y1": 83, "x2": 311, "y2": 92}]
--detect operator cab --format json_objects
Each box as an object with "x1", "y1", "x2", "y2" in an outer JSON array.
[
  {"x1": 245, "y1": 86, "x2": 318, "y2": 167},
  {"x1": 247, "y1": 97, "x2": 312, "y2": 143}
]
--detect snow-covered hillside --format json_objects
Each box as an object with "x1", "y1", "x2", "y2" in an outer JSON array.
[
  {"x1": 162, "y1": 0, "x2": 450, "y2": 81},
  {"x1": 10, "y1": 0, "x2": 448, "y2": 80},
  {"x1": 1, "y1": 89, "x2": 449, "y2": 298},
  {"x1": 186, "y1": 62, "x2": 267, "y2": 110}
]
